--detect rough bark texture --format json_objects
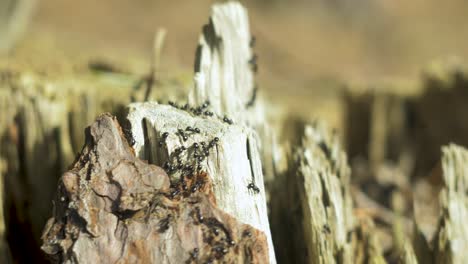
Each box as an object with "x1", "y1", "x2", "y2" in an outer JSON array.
[
  {"x1": 41, "y1": 113, "x2": 269, "y2": 263},
  {"x1": 432, "y1": 144, "x2": 468, "y2": 264}
]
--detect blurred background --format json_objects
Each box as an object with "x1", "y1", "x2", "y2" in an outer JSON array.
[
  {"x1": 2, "y1": 0, "x2": 468, "y2": 262},
  {"x1": 4, "y1": 0, "x2": 468, "y2": 108}
]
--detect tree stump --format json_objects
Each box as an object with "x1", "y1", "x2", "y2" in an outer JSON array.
[
  {"x1": 41, "y1": 114, "x2": 270, "y2": 263},
  {"x1": 432, "y1": 144, "x2": 468, "y2": 263}
]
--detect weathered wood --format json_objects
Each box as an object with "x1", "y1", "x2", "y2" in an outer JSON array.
[
  {"x1": 271, "y1": 122, "x2": 358, "y2": 263},
  {"x1": 41, "y1": 114, "x2": 269, "y2": 263},
  {"x1": 398, "y1": 240, "x2": 418, "y2": 264},
  {"x1": 189, "y1": 2, "x2": 256, "y2": 119},
  {"x1": 126, "y1": 3, "x2": 277, "y2": 263},
  {"x1": 127, "y1": 102, "x2": 275, "y2": 263},
  {"x1": 432, "y1": 144, "x2": 468, "y2": 263},
  {"x1": 0, "y1": 66, "x2": 144, "y2": 261},
  {"x1": 353, "y1": 218, "x2": 386, "y2": 264},
  {"x1": 189, "y1": 1, "x2": 278, "y2": 187}
]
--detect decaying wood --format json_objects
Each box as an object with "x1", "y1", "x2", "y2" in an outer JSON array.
[
  {"x1": 188, "y1": 1, "x2": 278, "y2": 187},
  {"x1": 41, "y1": 114, "x2": 269, "y2": 263},
  {"x1": 270, "y1": 122, "x2": 359, "y2": 263},
  {"x1": 432, "y1": 144, "x2": 468, "y2": 263},
  {"x1": 189, "y1": 2, "x2": 256, "y2": 120},
  {"x1": 0, "y1": 65, "x2": 145, "y2": 261},
  {"x1": 397, "y1": 240, "x2": 418, "y2": 264},
  {"x1": 353, "y1": 218, "x2": 386, "y2": 264},
  {"x1": 4, "y1": 1, "x2": 468, "y2": 263},
  {"x1": 126, "y1": 3, "x2": 277, "y2": 263},
  {"x1": 126, "y1": 102, "x2": 275, "y2": 263}
]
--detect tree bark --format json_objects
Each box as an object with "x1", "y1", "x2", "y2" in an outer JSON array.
[{"x1": 41, "y1": 114, "x2": 270, "y2": 263}]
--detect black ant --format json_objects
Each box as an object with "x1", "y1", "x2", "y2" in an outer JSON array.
[
  {"x1": 157, "y1": 214, "x2": 172, "y2": 233},
  {"x1": 177, "y1": 129, "x2": 189, "y2": 141},
  {"x1": 250, "y1": 36, "x2": 256, "y2": 47},
  {"x1": 247, "y1": 182, "x2": 260, "y2": 194},
  {"x1": 213, "y1": 244, "x2": 228, "y2": 256},
  {"x1": 194, "y1": 207, "x2": 204, "y2": 223},
  {"x1": 159, "y1": 131, "x2": 169, "y2": 146},
  {"x1": 186, "y1": 126, "x2": 200, "y2": 133},
  {"x1": 189, "y1": 248, "x2": 199, "y2": 260},
  {"x1": 201, "y1": 100, "x2": 210, "y2": 109},
  {"x1": 249, "y1": 54, "x2": 258, "y2": 73},
  {"x1": 248, "y1": 54, "x2": 257, "y2": 66},
  {"x1": 246, "y1": 86, "x2": 258, "y2": 108},
  {"x1": 228, "y1": 240, "x2": 235, "y2": 247},
  {"x1": 223, "y1": 116, "x2": 233, "y2": 125}
]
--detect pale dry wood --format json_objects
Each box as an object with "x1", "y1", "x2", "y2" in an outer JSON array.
[
  {"x1": 397, "y1": 240, "x2": 418, "y2": 264},
  {"x1": 127, "y1": 3, "x2": 277, "y2": 262},
  {"x1": 295, "y1": 124, "x2": 355, "y2": 263},
  {"x1": 189, "y1": 2, "x2": 255, "y2": 119},
  {"x1": 127, "y1": 102, "x2": 275, "y2": 263},
  {"x1": 188, "y1": 1, "x2": 279, "y2": 187},
  {"x1": 432, "y1": 144, "x2": 468, "y2": 264},
  {"x1": 271, "y1": 121, "x2": 358, "y2": 263},
  {"x1": 353, "y1": 218, "x2": 386, "y2": 264}
]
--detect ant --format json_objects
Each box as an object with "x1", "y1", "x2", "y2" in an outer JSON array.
[
  {"x1": 246, "y1": 86, "x2": 257, "y2": 108},
  {"x1": 177, "y1": 129, "x2": 189, "y2": 141},
  {"x1": 194, "y1": 207, "x2": 204, "y2": 223},
  {"x1": 186, "y1": 126, "x2": 200, "y2": 133},
  {"x1": 249, "y1": 54, "x2": 258, "y2": 73},
  {"x1": 248, "y1": 54, "x2": 257, "y2": 66},
  {"x1": 247, "y1": 182, "x2": 260, "y2": 194},
  {"x1": 159, "y1": 131, "x2": 169, "y2": 146},
  {"x1": 189, "y1": 248, "x2": 199, "y2": 260},
  {"x1": 250, "y1": 36, "x2": 256, "y2": 47},
  {"x1": 222, "y1": 116, "x2": 233, "y2": 125},
  {"x1": 201, "y1": 100, "x2": 210, "y2": 109},
  {"x1": 157, "y1": 214, "x2": 172, "y2": 233}
]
